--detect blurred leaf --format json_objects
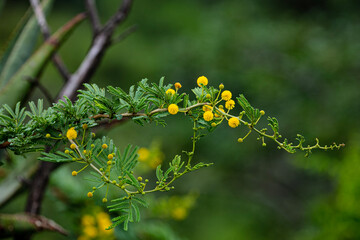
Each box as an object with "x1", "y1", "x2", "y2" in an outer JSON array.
[
  {"x1": 0, "y1": 12, "x2": 85, "y2": 107},
  {"x1": 0, "y1": 155, "x2": 38, "y2": 207},
  {"x1": 0, "y1": 0, "x2": 6, "y2": 19},
  {"x1": 0, "y1": 0, "x2": 53, "y2": 87}
]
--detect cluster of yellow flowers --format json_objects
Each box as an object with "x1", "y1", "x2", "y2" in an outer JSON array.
[
  {"x1": 78, "y1": 210, "x2": 114, "y2": 240},
  {"x1": 167, "y1": 76, "x2": 241, "y2": 128}
]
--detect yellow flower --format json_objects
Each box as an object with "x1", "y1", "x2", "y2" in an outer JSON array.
[
  {"x1": 138, "y1": 148, "x2": 150, "y2": 162},
  {"x1": 96, "y1": 212, "x2": 114, "y2": 234},
  {"x1": 107, "y1": 154, "x2": 113, "y2": 160},
  {"x1": 45, "y1": 133, "x2": 50, "y2": 138},
  {"x1": 83, "y1": 226, "x2": 97, "y2": 238},
  {"x1": 221, "y1": 90, "x2": 232, "y2": 101},
  {"x1": 168, "y1": 104, "x2": 179, "y2": 115},
  {"x1": 166, "y1": 88, "x2": 175, "y2": 95},
  {"x1": 174, "y1": 82, "x2": 182, "y2": 89},
  {"x1": 260, "y1": 110, "x2": 265, "y2": 115},
  {"x1": 228, "y1": 117, "x2": 240, "y2": 128},
  {"x1": 197, "y1": 76, "x2": 208, "y2": 87},
  {"x1": 202, "y1": 105, "x2": 213, "y2": 112},
  {"x1": 171, "y1": 207, "x2": 187, "y2": 220},
  {"x1": 149, "y1": 157, "x2": 162, "y2": 169},
  {"x1": 81, "y1": 215, "x2": 95, "y2": 226},
  {"x1": 70, "y1": 143, "x2": 76, "y2": 149},
  {"x1": 203, "y1": 111, "x2": 214, "y2": 121},
  {"x1": 225, "y1": 100, "x2": 235, "y2": 110},
  {"x1": 66, "y1": 127, "x2": 77, "y2": 140},
  {"x1": 87, "y1": 192, "x2": 93, "y2": 198},
  {"x1": 102, "y1": 144, "x2": 108, "y2": 149},
  {"x1": 219, "y1": 83, "x2": 224, "y2": 89},
  {"x1": 72, "y1": 171, "x2": 78, "y2": 176},
  {"x1": 82, "y1": 123, "x2": 88, "y2": 130}
]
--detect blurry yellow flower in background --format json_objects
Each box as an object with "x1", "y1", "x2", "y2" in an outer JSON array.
[
  {"x1": 171, "y1": 207, "x2": 187, "y2": 220},
  {"x1": 137, "y1": 141, "x2": 164, "y2": 171},
  {"x1": 138, "y1": 147, "x2": 150, "y2": 162},
  {"x1": 78, "y1": 207, "x2": 114, "y2": 240}
]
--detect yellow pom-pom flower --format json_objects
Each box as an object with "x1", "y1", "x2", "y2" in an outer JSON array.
[
  {"x1": 225, "y1": 100, "x2": 235, "y2": 110},
  {"x1": 66, "y1": 127, "x2": 77, "y2": 140},
  {"x1": 87, "y1": 192, "x2": 93, "y2": 198},
  {"x1": 219, "y1": 83, "x2": 224, "y2": 89},
  {"x1": 175, "y1": 82, "x2": 182, "y2": 89},
  {"x1": 72, "y1": 171, "x2": 78, "y2": 176},
  {"x1": 203, "y1": 111, "x2": 214, "y2": 121},
  {"x1": 82, "y1": 123, "x2": 88, "y2": 130},
  {"x1": 260, "y1": 110, "x2": 265, "y2": 115},
  {"x1": 168, "y1": 104, "x2": 179, "y2": 115},
  {"x1": 102, "y1": 144, "x2": 108, "y2": 149},
  {"x1": 166, "y1": 88, "x2": 175, "y2": 95},
  {"x1": 228, "y1": 117, "x2": 240, "y2": 128},
  {"x1": 70, "y1": 143, "x2": 76, "y2": 149},
  {"x1": 221, "y1": 90, "x2": 232, "y2": 101},
  {"x1": 197, "y1": 76, "x2": 208, "y2": 87},
  {"x1": 202, "y1": 105, "x2": 213, "y2": 112},
  {"x1": 108, "y1": 154, "x2": 114, "y2": 160},
  {"x1": 45, "y1": 133, "x2": 50, "y2": 138}
]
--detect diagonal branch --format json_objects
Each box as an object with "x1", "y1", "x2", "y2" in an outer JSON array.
[
  {"x1": 29, "y1": 0, "x2": 71, "y2": 81},
  {"x1": 57, "y1": 0, "x2": 133, "y2": 101},
  {"x1": 85, "y1": 0, "x2": 102, "y2": 35}
]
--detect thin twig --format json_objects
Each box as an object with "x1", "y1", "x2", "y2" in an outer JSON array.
[
  {"x1": 37, "y1": 82, "x2": 54, "y2": 103},
  {"x1": 85, "y1": 0, "x2": 102, "y2": 35},
  {"x1": 29, "y1": 0, "x2": 71, "y2": 81},
  {"x1": 112, "y1": 24, "x2": 137, "y2": 44}
]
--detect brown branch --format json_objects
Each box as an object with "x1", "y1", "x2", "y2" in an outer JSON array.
[
  {"x1": 29, "y1": 0, "x2": 71, "y2": 81},
  {"x1": 57, "y1": 0, "x2": 133, "y2": 101},
  {"x1": 112, "y1": 24, "x2": 137, "y2": 44},
  {"x1": 0, "y1": 213, "x2": 69, "y2": 237},
  {"x1": 85, "y1": 0, "x2": 102, "y2": 35}
]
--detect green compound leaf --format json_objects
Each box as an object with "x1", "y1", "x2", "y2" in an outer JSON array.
[
  {"x1": 192, "y1": 162, "x2": 214, "y2": 171},
  {"x1": 268, "y1": 116, "x2": 279, "y2": 135},
  {"x1": 115, "y1": 144, "x2": 139, "y2": 177},
  {"x1": 236, "y1": 94, "x2": 260, "y2": 124},
  {"x1": 107, "y1": 197, "x2": 143, "y2": 231},
  {"x1": 38, "y1": 151, "x2": 73, "y2": 163}
]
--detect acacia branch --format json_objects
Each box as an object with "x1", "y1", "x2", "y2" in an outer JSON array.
[
  {"x1": 57, "y1": 0, "x2": 133, "y2": 101},
  {"x1": 29, "y1": 0, "x2": 70, "y2": 81},
  {"x1": 85, "y1": 0, "x2": 102, "y2": 35}
]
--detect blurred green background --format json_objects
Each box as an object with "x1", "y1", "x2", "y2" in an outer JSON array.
[{"x1": 1, "y1": 0, "x2": 359, "y2": 239}]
